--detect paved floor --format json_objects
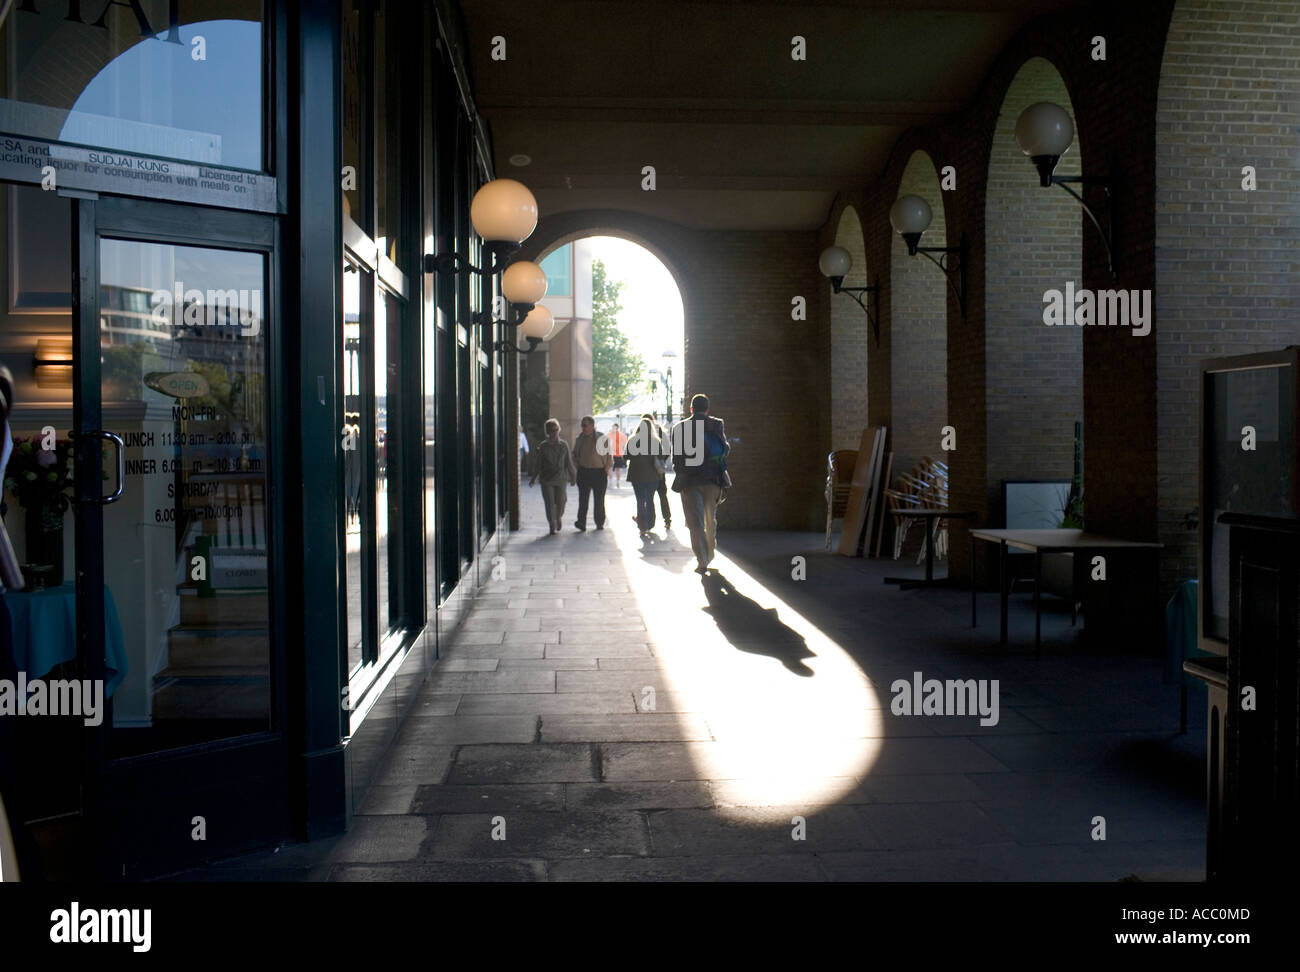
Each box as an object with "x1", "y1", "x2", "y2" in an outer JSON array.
[{"x1": 176, "y1": 483, "x2": 1208, "y2": 881}]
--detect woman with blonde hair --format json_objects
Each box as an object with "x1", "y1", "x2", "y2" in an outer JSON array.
[{"x1": 626, "y1": 414, "x2": 663, "y2": 536}]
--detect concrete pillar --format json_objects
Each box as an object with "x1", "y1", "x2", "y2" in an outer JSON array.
[{"x1": 548, "y1": 317, "x2": 593, "y2": 443}]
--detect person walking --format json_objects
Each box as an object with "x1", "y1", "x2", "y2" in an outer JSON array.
[
  {"x1": 608, "y1": 423, "x2": 628, "y2": 489},
  {"x1": 653, "y1": 417, "x2": 673, "y2": 528},
  {"x1": 528, "y1": 418, "x2": 576, "y2": 534},
  {"x1": 571, "y1": 415, "x2": 611, "y2": 531},
  {"x1": 626, "y1": 414, "x2": 663, "y2": 536},
  {"x1": 671, "y1": 393, "x2": 730, "y2": 574}
]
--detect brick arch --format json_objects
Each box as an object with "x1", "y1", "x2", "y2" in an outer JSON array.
[
  {"x1": 983, "y1": 56, "x2": 1083, "y2": 523},
  {"x1": 888, "y1": 149, "x2": 948, "y2": 483},
  {"x1": 517, "y1": 208, "x2": 831, "y2": 530},
  {"x1": 516, "y1": 209, "x2": 695, "y2": 390},
  {"x1": 829, "y1": 204, "x2": 871, "y2": 449}
]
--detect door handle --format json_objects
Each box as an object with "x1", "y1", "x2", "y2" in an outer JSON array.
[{"x1": 82, "y1": 430, "x2": 125, "y2": 504}]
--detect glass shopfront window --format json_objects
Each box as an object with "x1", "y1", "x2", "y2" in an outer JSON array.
[
  {"x1": 0, "y1": 0, "x2": 265, "y2": 171},
  {"x1": 374, "y1": 0, "x2": 403, "y2": 266},
  {"x1": 342, "y1": 0, "x2": 366, "y2": 226}
]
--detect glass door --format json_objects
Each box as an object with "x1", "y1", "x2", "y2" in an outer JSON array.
[{"x1": 71, "y1": 195, "x2": 288, "y2": 878}]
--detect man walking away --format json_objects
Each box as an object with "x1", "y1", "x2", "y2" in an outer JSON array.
[
  {"x1": 671, "y1": 394, "x2": 730, "y2": 574},
  {"x1": 529, "y1": 418, "x2": 577, "y2": 534},
  {"x1": 572, "y1": 415, "x2": 612, "y2": 531}
]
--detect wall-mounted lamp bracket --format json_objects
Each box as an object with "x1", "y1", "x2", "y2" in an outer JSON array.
[
  {"x1": 1050, "y1": 174, "x2": 1115, "y2": 280},
  {"x1": 474, "y1": 302, "x2": 535, "y2": 330},
  {"x1": 425, "y1": 239, "x2": 521, "y2": 278},
  {"x1": 829, "y1": 277, "x2": 882, "y2": 346},
  {"x1": 494, "y1": 336, "x2": 543, "y2": 355},
  {"x1": 905, "y1": 234, "x2": 968, "y2": 317}
]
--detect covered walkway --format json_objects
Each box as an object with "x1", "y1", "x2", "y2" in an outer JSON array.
[{"x1": 175, "y1": 488, "x2": 1206, "y2": 881}]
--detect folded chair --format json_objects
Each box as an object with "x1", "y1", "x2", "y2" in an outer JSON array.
[{"x1": 824, "y1": 449, "x2": 858, "y2": 549}]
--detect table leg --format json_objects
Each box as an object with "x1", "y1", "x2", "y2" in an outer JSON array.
[
  {"x1": 999, "y1": 541, "x2": 1008, "y2": 645},
  {"x1": 970, "y1": 535, "x2": 976, "y2": 628},
  {"x1": 1034, "y1": 548, "x2": 1043, "y2": 658}
]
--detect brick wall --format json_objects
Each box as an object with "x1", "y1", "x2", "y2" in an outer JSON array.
[
  {"x1": 890, "y1": 151, "x2": 949, "y2": 481},
  {"x1": 819, "y1": 2, "x2": 1175, "y2": 588},
  {"x1": 984, "y1": 57, "x2": 1082, "y2": 522},
  {"x1": 829, "y1": 205, "x2": 872, "y2": 452},
  {"x1": 1155, "y1": 0, "x2": 1300, "y2": 593},
  {"x1": 517, "y1": 210, "x2": 831, "y2": 530}
]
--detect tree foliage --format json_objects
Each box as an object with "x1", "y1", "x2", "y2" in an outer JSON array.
[{"x1": 591, "y1": 258, "x2": 644, "y2": 413}]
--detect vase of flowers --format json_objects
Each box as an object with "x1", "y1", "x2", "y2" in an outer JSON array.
[{"x1": 3, "y1": 435, "x2": 74, "y2": 587}]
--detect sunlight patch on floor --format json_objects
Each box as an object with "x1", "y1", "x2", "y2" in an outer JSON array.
[{"x1": 617, "y1": 521, "x2": 882, "y2": 813}]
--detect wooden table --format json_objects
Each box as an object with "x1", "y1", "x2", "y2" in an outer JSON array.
[
  {"x1": 969, "y1": 528, "x2": 1163, "y2": 655},
  {"x1": 884, "y1": 509, "x2": 972, "y2": 589}
]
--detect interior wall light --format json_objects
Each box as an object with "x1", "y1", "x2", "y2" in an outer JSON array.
[
  {"x1": 33, "y1": 337, "x2": 73, "y2": 388},
  {"x1": 818, "y1": 245, "x2": 881, "y2": 345},
  {"x1": 424, "y1": 177, "x2": 539, "y2": 277},
  {"x1": 889, "y1": 195, "x2": 967, "y2": 315},
  {"x1": 1015, "y1": 102, "x2": 1115, "y2": 278}
]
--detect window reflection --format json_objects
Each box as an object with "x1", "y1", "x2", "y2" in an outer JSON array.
[
  {"x1": 342, "y1": 264, "x2": 363, "y2": 672},
  {"x1": 0, "y1": 1, "x2": 264, "y2": 170}
]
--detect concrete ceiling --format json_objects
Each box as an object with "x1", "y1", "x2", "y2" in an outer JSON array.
[{"x1": 461, "y1": 0, "x2": 1082, "y2": 231}]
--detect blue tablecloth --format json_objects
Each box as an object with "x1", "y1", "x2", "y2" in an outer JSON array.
[{"x1": 5, "y1": 582, "x2": 128, "y2": 696}]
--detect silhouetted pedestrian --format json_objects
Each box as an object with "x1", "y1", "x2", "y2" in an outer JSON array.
[
  {"x1": 572, "y1": 415, "x2": 611, "y2": 530},
  {"x1": 671, "y1": 394, "x2": 730, "y2": 574},
  {"x1": 529, "y1": 418, "x2": 576, "y2": 534}
]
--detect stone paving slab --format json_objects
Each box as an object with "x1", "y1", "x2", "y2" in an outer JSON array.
[
  {"x1": 356, "y1": 785, "x2": 419, "y2": 815},
  {"x1": 427, "y1": 811, "x2": 651, "y2": 859},
  {"x1": 496, "y1": 657, "x2": 600, "y2": 670},
  {"x1": 455, "y1": 691, "x2": 638, "y2": 716},
  {"x1": 549, "y1": 853, "x2": 825, "y2": 882},
  {"x1": 546, "y1": 640, "x2": 654, "y2": 656},
  {"x1": 410, "y1": 783, "x2": 566, "y2": 814},
  {"x1": 435, "y1": 658, "x2": 500, "y2": 672},
  {"x1": 447, "y1": 743, "x2": 598, "y2": 784},
  {"x1": 539, "y1": 713, "x2": 714, "y2": 743},
  {"x1": 564, "y1": 780, "x2": 715, "y2": 811},
  {"x1": 325, "y1": 815, "x2": 432, "y2": 863},
  {"x1": 426, "y1": 670, "x2": 557, "y2": 694},
  {"x1": 394, "y1": 715, "x2": 539, "y2": 746},
  {"x1": 328, "y1": 860, "x2": 546, "y2": 881},
  {"x1": 371, "y1": 745, "x2": 457, "y2": 786},
  {"x1": 645, "y1": 805, "x2": 878, "y2": 856}
]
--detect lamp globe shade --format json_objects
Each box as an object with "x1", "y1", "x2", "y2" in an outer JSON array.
[
  {"x1": 1015, "y1": 102, "x2": 1074, "y2": 158},
  {"x1": 470, "y1": 178, "x2": 538, "y2": 244},
  {"x1": 818, "y1": 246, "x2": 852, "y2": 279},
  {"x1": 520, "y1": 305, "x2": 554, "y2": 341},
  {"x1": 502, "y1": 260, "x2": 548, "y2": 304},
  {"x1": 889, "y1": 195, "x2": 932, "y2": 235}
]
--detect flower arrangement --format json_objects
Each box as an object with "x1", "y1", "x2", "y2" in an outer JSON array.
[{"x1": 4, "y1": 436, "x2": 75, "y2": 525}]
